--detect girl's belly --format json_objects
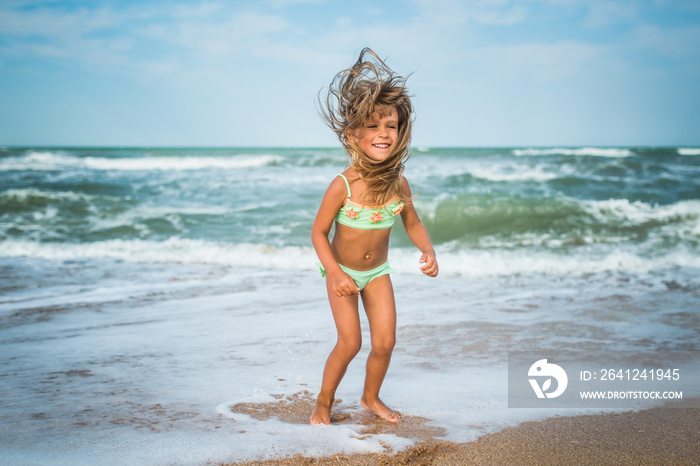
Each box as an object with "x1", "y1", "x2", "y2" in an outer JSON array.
[{"x1": 331, "y1": 223, "x2": 392, "y2": 270}]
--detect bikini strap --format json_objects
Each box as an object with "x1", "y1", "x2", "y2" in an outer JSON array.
[{"x1": 337, "y1": 174, "x2": 352, "y2": 198}]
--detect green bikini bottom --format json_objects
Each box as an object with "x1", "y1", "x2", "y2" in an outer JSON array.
[{"x1": 317, "y1": 261, "x2": 396, "y2": 290}]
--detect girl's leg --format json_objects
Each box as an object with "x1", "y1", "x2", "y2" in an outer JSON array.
[
  {"x1": 359, "y1": 275, "x2": 400, "y2": 423},
  {"x1": 310, "y1": 280, "x2": 362, "y2": 425}
]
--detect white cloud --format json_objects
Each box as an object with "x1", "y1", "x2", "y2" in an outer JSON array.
[
  {"x1": 584, "y1": 1, "x2": 639, "y2": 27},
  {"x1": 0, "y1": 3, "x2": 298, "y2": 84},
  {"x1": 265, "y1": 0, "x2": 326, "y2": 8},
  {"x1": 412, "y1": 0, "x2": 523, "y2": 26},
  {"x1": 170, "y1": 1, "x2": 224, "y2": 18},
  {"x1": 629, "y1": 24, "x2": 700, "y2": 61},
  {"x1": 470, "y1": 40, "x2": 607, "y2": 83},
  {"x1": 0, "y1": 3, "x2": 124, "y2": 36},
  {"x1": 411, "y1": 0, "x2": 529, "y2": 26}
]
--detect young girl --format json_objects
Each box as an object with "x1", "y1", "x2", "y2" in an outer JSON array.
[{"x1": 310, "y1": 48, "x2": 438, "y2": 425}]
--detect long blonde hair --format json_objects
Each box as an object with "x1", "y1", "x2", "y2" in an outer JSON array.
[{"x1": 318, "y1": 48, "x2": 413, "y2": 205}]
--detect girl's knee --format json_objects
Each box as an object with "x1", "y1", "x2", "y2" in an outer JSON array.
[
  {"x1": 336, "y1": 337, "x2": 362, "y2": 359},
  {"x1": 371, "y1": 337, "x2": 395, "y2": 356}
]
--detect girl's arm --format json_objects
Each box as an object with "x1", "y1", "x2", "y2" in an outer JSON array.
[
  {"x1": 399, "y1": 177, "x2": 439, "y2": 277},
  {"x1": 311, "y1": 177, "x2": 361, "y2": 296}
]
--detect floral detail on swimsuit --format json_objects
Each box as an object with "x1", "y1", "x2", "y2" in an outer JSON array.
[
  {"x1": 334, "y1": 174, "x2": 402, "y2": 230},
  {"x1": 391, "y1": 204, "x2": 404, "y2": 216}
]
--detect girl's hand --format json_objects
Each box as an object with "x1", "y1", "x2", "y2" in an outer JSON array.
[
  {"x1": 419, "y1": 252, "x2": 439, "y2": 277},
  {"x1": 329, "y1": 271, "x2": 360, "y2": 297}
]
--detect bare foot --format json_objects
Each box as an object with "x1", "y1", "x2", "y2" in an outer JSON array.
[
  {"x1": 309, "y1": 396, "x2": 333, "y2": 425},
  {"x1": 361, "y1": 396, "x2": 400, "y2": 423}
]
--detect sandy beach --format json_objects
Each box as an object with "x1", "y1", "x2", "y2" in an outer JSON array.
[{"x1": 229, "y1": 399, "x2": 699, "y2": 465}]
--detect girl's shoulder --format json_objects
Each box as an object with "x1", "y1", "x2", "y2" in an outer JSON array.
[
  {"x1": 338, "y1": 167, "x2": 370, "y2": 202},
  {"x1": 326, "y1": 168, "x2": 357, "y2": 200},
  {"x1": 340, "y1": 166, "x2": 360, "y2": 181},
  {"x1": 338, "y1": 167, "x2": 363, "y2": 190}
]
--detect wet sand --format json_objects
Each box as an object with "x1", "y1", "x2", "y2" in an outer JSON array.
[{"x1": 225, "y1": 397, "x2": 699, "y2": 465}]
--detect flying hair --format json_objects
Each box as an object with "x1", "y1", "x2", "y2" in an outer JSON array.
[{"x1": 318, "y1": 47, "x2": 414, "y2": 206}]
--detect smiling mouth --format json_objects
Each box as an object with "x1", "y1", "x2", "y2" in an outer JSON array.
[{"x1": 372, "y1": 144, "x2": 390, "y2": 149}]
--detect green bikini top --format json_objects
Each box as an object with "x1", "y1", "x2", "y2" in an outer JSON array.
[{"x1": 335, "y1": 174, "x2": 404, "y2": 230}]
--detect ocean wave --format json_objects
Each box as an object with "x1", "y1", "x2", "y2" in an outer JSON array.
[
  {"x1": 467, "y1": 165, "x2": 560, "y2": 182},
  {"x1": 77, "y1": 204, "x2": 232, "y2": 238},
  {"x1": 415, "y1": 195, "x2": 700, "y2": 246},
  {"x1": 0, "y1": 199, "x2": 233, "y2": 243},
  {"x1": 2, "y1": 238, "x2": 697, "y2": 278},
  {"x1": 83, "y1": 155, "x2": 283, "y2": 171},
  {"x1": 406, "y1": 247, "x2": 700, "y2": 277},
  {"x1": 581, "y1": 199, "x2": 700, "y2": 225},
  {"x1": 0, "y1": 151, "x2": 284, "y2": 171},
  {"x1": 476, "y1": 231, "x2": 634, "y2": 249},
  {"x1": 678, "y1": 148, "x2": 700, "y2": 156},
  {"x1": 0, "y1": 187, "x2": 112, "y2": 203},
  {"x1": 0, "y1": 238, "x2": 315, "y2": 269},
  {"x1": 513, "y1": 148, "x2": 634, "y2": 157}
]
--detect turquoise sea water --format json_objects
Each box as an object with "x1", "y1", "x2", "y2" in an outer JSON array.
[
  {"x1": 1, "y1": 146, "x2": 699, "y2": 464},
  {"x1": 1, "y1": 146, "x2": 699, "y2": 276}
]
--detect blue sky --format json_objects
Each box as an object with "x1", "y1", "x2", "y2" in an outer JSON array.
[{"x1": 1, "y1": 0, "x2": 699, "y2": 147}]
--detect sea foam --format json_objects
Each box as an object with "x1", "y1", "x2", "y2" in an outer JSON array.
[
  {"x1": 2, "y1": 237, "x2": 698, "y2": 280},
  {"x1": 467, "y1": 164, "x2": 560, "y2": 182},
  {"x1": 0, "y1": 150, "x2": 284, "y2": 171},
  {"x1": 0, "y1": 238, "x2": 315, "y2": 270},
  {"x1": 513, "y1": 147, "x2": 634, "y2": 157},
  {"x1": 581, "y1": 198, "x2": 700, "y2": 225},
  {"x1": 0, "y1": 187, "x2": 111, "y2": 203}
]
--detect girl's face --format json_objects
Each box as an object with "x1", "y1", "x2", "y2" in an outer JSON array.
[{"x1": 352, "y1": 107, "x2": 399, "y2": 162}]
